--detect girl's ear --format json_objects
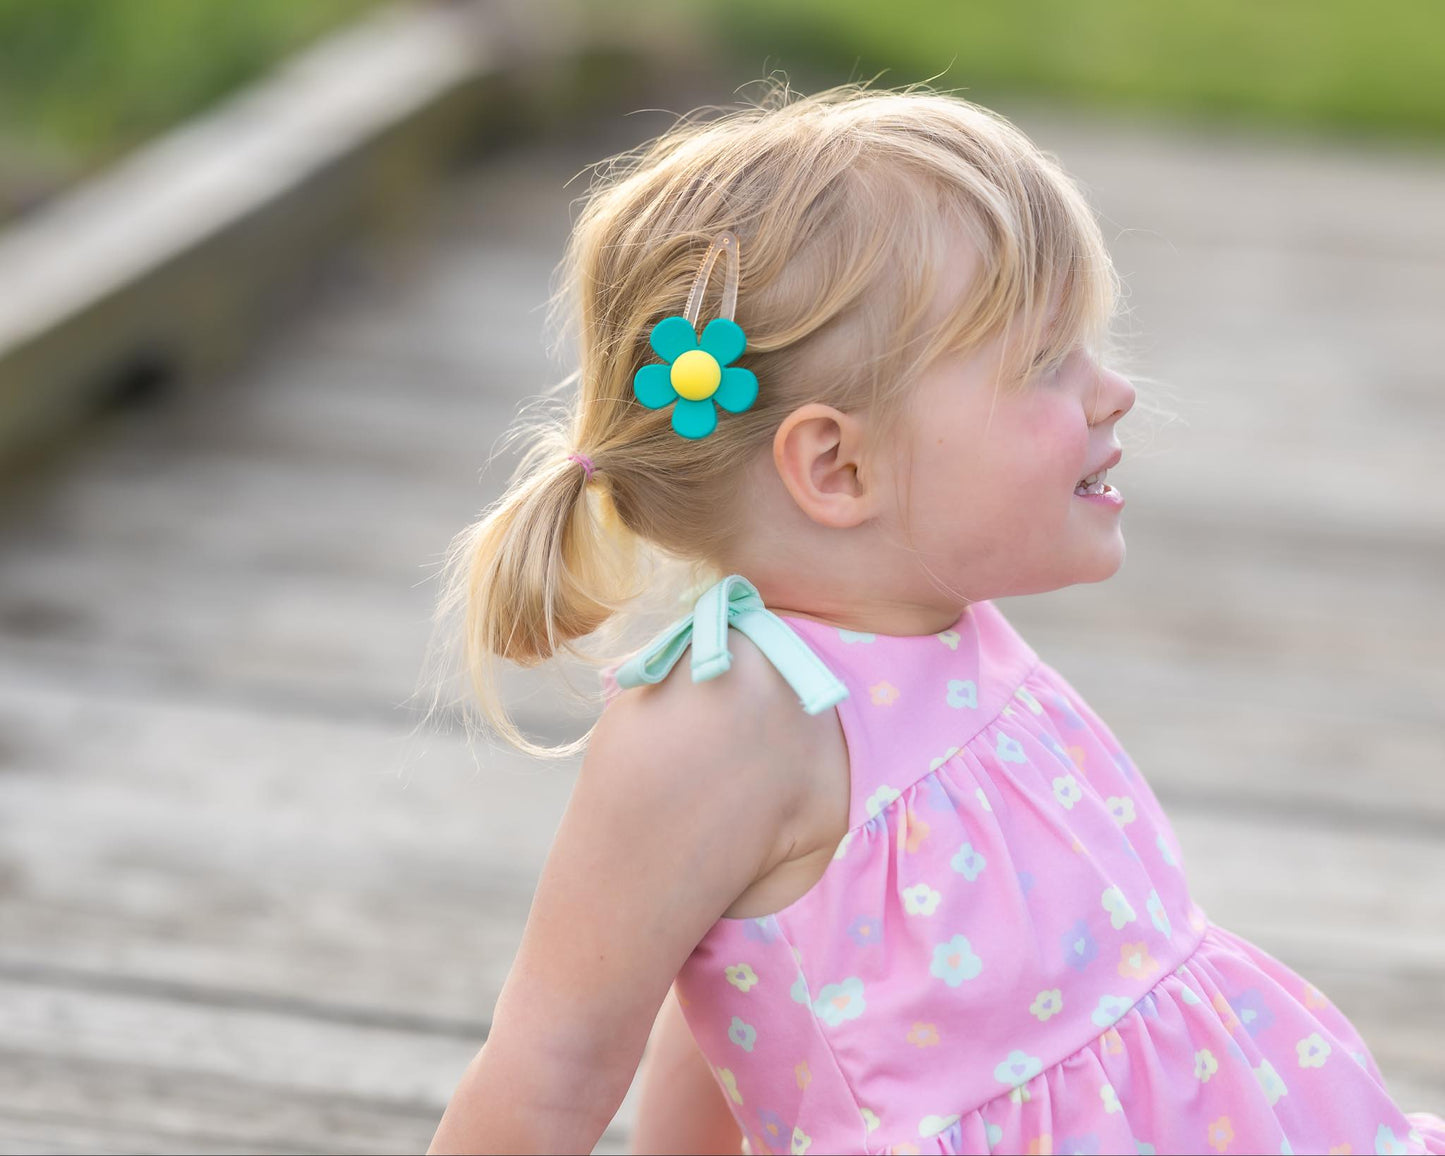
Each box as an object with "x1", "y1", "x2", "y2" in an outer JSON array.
[{"x1": 772, "y1": 403, "x2": 881, "y2": 529}]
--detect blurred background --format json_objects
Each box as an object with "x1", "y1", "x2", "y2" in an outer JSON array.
[{"x1": 0, "y1": 0, "x2": 1441, "y2": 1151}]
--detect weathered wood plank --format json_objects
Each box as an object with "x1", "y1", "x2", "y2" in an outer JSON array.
[{"x1": 0, "y1": 1008, "x2": 636, "y2": 1156}]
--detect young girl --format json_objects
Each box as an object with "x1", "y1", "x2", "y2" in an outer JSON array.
[{"x1": 424, "y1": 84, "x2": 1444, "y2": 1156}]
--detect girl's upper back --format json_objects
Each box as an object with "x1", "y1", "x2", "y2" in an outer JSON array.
[{"x1": 605, "y1": 573, "x2": 1203, "y2": 1156}]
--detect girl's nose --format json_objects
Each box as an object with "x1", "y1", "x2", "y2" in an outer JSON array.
[{"x1": 1091, "y1": 366, "x2": 1136, "y2": 427}]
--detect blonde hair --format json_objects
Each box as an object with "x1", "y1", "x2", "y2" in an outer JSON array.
[{"x1": 427, "y1": 80, "x2": 1124, "y2": 758}]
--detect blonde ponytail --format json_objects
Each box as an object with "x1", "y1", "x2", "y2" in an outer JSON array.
[{"x1": 427, "y1": 414, "x2": 648, "y2": 759}]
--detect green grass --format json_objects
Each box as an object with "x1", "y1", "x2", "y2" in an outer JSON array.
[
  {"x1": 0, "y1": 0, "x2": 386, "y2": 168},
  {"x1": 657, "y1": 0, "x2": 1445, "y2": 140}
]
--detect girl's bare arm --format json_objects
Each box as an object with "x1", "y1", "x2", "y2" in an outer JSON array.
[
  {"x1": 630, "y1": 984, "x2": 744, "y2": 1155},
  {"x1": 428, "y1": 640, "x2": 807, "y2": 1154}
]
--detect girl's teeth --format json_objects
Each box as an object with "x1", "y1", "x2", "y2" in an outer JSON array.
[{"x1": 1075, "y1": 469, "x2": 1108, "y2": 495}]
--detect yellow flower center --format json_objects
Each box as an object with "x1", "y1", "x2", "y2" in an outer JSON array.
[{"x1": 671, "y1": 349, "x2": 721, "y2": 401}]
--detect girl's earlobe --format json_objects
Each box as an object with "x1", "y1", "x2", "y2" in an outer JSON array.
[{"x1": 773, "y1": 404, "x2": 877, "y2": 530}]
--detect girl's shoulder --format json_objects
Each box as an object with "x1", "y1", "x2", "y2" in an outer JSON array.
[
  {"x1": 597, "y1": 622, "x2": 841, "y2": 827},
  {"x1": 594, "y1": 583, "x2": 852, "y2": 916}
]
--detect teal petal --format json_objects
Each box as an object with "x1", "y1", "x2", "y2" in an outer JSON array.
[
  {"x1": 633, "y1": 363, "x2": 677, "y2": 409},
  {"x1": 714, "y1": 366, "x2": 758, "y2": 413},
  {"x1": 699, "y1": 318, "x2": 746, "y2": 366},
  {"x1": 672, "y1": 397, "x2": 718, "y2": 439},
  {"x1": 650, "y1": 315, "x2": 698, "y2": 362}
]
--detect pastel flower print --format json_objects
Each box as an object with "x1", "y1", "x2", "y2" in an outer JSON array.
[
  {"x1": 813, "y1": 976, "x2": 866, "y2": 1026},
  {"x1": 1211, "y1": 992, "x2": 1241, "y2": 1034},
  {"x1": 1297, "y1": 1032, "x2": 1332, "y2": 1068},
  {"x1": 975, "y1": 786, "x2": 993, "y2": 812},
  {"x1": 1101, "y1": 884, "x2": 1137, "y2": 929},
  {"x1": 995, "y1": 732, "x2": 1027, "y2": 763},
  {"x1": 1062, "y1": 918, "x2": 1098, "y2": 972},
  {"x1": 902, "y1": 883, "x2": 942, "y2": 916},
  {"x1": 1101, "y1": 1027, "x2": 1124, "y2": 1055},
  {"x1": 920, "y1": 773, "x2": 952, "y2": 813},
  {"x1": 1053, "y1": 693, "x2": 1085, "y2": 729},
  {"x1": 757, "y1": 1108, "x2": 785, "y2": 1147},
  {"x1": 994, "y1": 1049, "x2": 1044, "y2": 1088},
  {"x1": 1195, "y1": 1048, "x2": 1219, "y2": 1083},
  {"x1": 1015, "y1": 686, "x2": 1044, "y2": 715},
  {"x1": 869, "y1": 679, "x2": 900, "y2": 706},
  {"x1": 1207, "y1": 1116, "x2": 1234, "y2": 1153},
  {"x1": 865, "y1": 784, "x2": 900, "y2": 819},
  {"x1": 717, "y1": 1067, "x2": 743, "y2": 1104},
  {"x1": 743, "y1": 916, "x2": 778, "y2": 943},
  {"x1": 907, "y1": 1021, "x2": 941, "y2": 1047},
  {"x1": 937, "y1": 629, "x2": 960, "y2": 650},
  {"x1": 831, "y1": 829, "x2": 855, "y2": 861},
  {"x1": 1026, "y1": 1139, "x2": 1053, "y2": 1156},
  {"x1": 919, "y1": 1115, "x2": 961, "y2": 1139},
  {"x1": 728, "y1": 1016, "x2": 757, "y2": 1051},
  {"x1": 1099, "y1": 1083, "x2": 1122, "y2": 1114},
  {"x1": 1147, "y1": 889, "x2": 1172, "y2": 939},
  {"x1": 794, "y1": 1061, "x2": 811, "y2": 1089},
  {"x1": 1107, "y1": 795, "x2": 1136, "y2": 826},
  {"x1": 903, "y1": 808, "x2": 931, "y2": 853},
  {"x1": 1156, "y1": 831, "x2": 1178, "y2": 867},
  {"x1": 1091, "y1": 994, "x2": 1132, "y2": 1028},
  {"x1": 1253, "y1": 1058, "x2": 1288, "y2": 1106},
  {"x1": 860, "y1": 1108, "x2": 881, "y2": 1134},
  {"x1": 929, "y1": 745, "x2": 961, "y2": 771},
  {"x1": 1376, "y1": 1125, "x2": 1411, "y2": 1155},
  {"x1": 1059, "y1": 1134, "x2": 1101, "y2": 1155},
  {"x1": 1053, "y1": 774, "x2": 1083, "y2": 809},
  {"x1": 930, "y1": 935, "x2": 983, "y2": 986},
  {"x1": 790, "y1": 1125, "x2": 812, "y2": 1155},
  {"x1": 946, "y1": 679, "x2": 977, "y2": 709},
  {"x1": 1117, "y1": 941, "x2": 1159, "y2": 980},
  {"x1": 632, "y1": 316, "x2": 758, "y2": 438},
  {"x1": 1030, "y1": 988, "x2": 1064, "y2": 1021},
  {"x1": 838, "y1": 628, "x2": 875, "y2": 644},
  {"x1": 1231, "y1": 988, "x2": 1275, "y2": 1037},
  {"x1": 951, "y1": 841, "x2": 986, "y2": 881},
  {"x1": 790, "y1": 971, "x2": 810, "y2": 1005},
  {"x1": 847, "y1": 914, "x2": 882, "y2": 947},
  {"x1": 725, "y1": 963, "x2": 759, "y2": 992}
]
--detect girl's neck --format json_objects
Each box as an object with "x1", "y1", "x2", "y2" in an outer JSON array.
[{"x1": 748, "y1": 575, "x2": 971, "y2": 639}]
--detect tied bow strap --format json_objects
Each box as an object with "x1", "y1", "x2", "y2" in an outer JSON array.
[{"x1": 611, "y1": 575, "x2": 849, "y2": 716}]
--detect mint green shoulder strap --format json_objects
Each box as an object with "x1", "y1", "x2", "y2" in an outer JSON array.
[{"x1": 611, "y1": 574, "x2": 848, "y2": 716}]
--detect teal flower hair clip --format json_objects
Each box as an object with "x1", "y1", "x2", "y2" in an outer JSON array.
[{"x1": 632, "y1": 231, "x2": 759, "y2": 439}]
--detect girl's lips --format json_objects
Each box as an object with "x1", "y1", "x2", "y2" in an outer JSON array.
[{"x1": 1074, "y1": 483, "x2": 1124, "y2": 508}]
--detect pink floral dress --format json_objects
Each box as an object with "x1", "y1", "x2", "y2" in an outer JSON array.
[{"x1": 606, "y1": 575, "x2": 1445, "y2": 1156}]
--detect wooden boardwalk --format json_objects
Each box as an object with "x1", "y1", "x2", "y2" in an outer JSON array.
[{"x1": 0, "y1": 108, "x2": 1441, "y2": 1152}]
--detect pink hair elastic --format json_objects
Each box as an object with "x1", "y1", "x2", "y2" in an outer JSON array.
[{"x1": 567, "y1": 452, "x2": 596, "y2": 481}]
